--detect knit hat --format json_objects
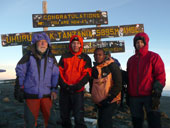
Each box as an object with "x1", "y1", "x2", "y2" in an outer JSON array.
[
  {"x1": 134, "y1": 36, "x2": 146, "y2": 45},
  {"x1": 71, "y1": 36, "x2": 79, "y2": 43},
  {"x1": 31, "y1": 32, "x2": 50, "y2": 45},
  {"x1": 133, "y1": 32, "x2": 149, "y2": 47}
]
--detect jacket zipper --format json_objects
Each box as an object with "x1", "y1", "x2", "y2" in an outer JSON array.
[
  {"x1": 70, "y1": 55, "x2": 76, "y2": 83},
  {"x1": 136, "y1": 55, "x2": 140, "y2": 96}
]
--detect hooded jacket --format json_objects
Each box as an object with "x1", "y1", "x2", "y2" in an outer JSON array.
[
  {"x1": 90, "y1": 58, "x2": 122, "y2": 104},
  {"x1": 15, "y1": 41, "x2": 59, "y2": 99},
  {"x1": 59, "y1": 35, "x2": 92, "y2": 92},
  {"x1": 127, "y1": 32, "x2": 166, "y2": 96}
]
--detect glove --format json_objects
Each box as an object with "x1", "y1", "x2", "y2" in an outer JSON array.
[
  {"x1": 69, "y1": 85, "x2": 78, "y2": 93},
  {"x1": 65, "y1": 86, "x2": 75, "y2": 94},
  {"x1": 98, "y1": 99, "x2": 110, "y2": 108},
  {"x1": 98, "y1": 96, "x2": 113, "y2": 108},
  {"x1": 59, "y1": 77, "x2": 76, "y2": 94},
  {"x1": 61, "y1": 84, "x2": 76, "y2": 94},
  {"x1": 14, "y1": 87, "x2": 24, "y2": 103},
  {"x1": 152, "y1": 81, "x2": 163, "y2": 110}
]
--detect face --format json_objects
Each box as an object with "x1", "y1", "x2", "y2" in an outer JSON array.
[
  {"x1": 36, "y1": 40, "x2": 48, "y2": 53},
  {"x1": 71, "y1": 41, "x2": 81, "y2": 53},
  {"x1": 135, "y1": 40, "x2": 145, "y2": 50},
  {"x1": 94, "y1": 49, "x2": 105, "y2": 64}
]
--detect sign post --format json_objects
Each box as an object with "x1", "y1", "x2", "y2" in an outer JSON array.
[{"x1": 43, "y1": 0, "x2": 48, "y2": 31}]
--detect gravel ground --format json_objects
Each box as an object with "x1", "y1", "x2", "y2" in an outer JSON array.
[{"x1": 0, "y1": 80, "x2": 170, "y2": 128}]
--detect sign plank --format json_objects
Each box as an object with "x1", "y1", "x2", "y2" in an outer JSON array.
[
  {"x1": 33, "y1": 11, "x2": 108, "y2": 27},
  {"x1": 1, "y1": 24, "x2": 144, "y2": 46},
  {"x1": 23, "y1": 41, "x2": 125, "y2": 56}
]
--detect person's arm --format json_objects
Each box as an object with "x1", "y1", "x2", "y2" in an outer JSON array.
[
  {"x1": 15, "y1": 53, "x2": 30, "y2": 87},
  {"x1": 152, "y1": 54, "x2": 166, "y2": 109},
  {"x1": 89, "y1": 67, "x2": 96, "y2": 93},
  {"x1": 15, "y1": 53, "x2": 30, "y2": 102},
  {"x1": 152, "y1": 54, "x2": 166, "y2": 88},
  {"x1": 69, "y1": 55, "x2": 92, "y2": 91},
  {"x1": 58, "y1": 55, "x2": 69, "y2": 88},
  {"x1": 108, "y1": 62, "x2": 122, "y2": 98},
  {"x1": 51, "y1": 56, "x2": 59, "y2": 93}
]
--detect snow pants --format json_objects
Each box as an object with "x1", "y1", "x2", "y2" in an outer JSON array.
[
  {"x1": 59, "y1": 89, "x2": 87, "y2": 128},
  {"x1": 97, "y1": 102, "x2": 118, "y2": 128},
  {"x1": 129, "y1": 96, "x2": 161, "y2": 128},
  {"x1": 24, "y1": 98, "x2": 57, "y2": 128}
]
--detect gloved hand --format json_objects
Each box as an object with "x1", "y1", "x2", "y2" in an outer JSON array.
[
  {"x1": 61, "y1": 84, "x2": 76, "y2": 94},
  {"x1": 152, "y1": 81, "x2": 163, "y2": 110},
  {"x1": 98, "y1": 97, "x2": 113, "y2": 108},
  {"x1": 14, "y1": 87, "x2": 24, "y2": 103},
  {"x1": 98, "y1": 100, "x2": 110, "y2": 108},
  {"x1": 65, "y1": 86, "x2": 75, "y2": 94},
  {"x1": 59, "y1": 77, "x2": 76, "y2": 94},
  {"x1": 69, "y1": 85, "x2": 78, "y2": 93}
]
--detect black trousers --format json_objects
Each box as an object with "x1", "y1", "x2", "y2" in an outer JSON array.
[
  {"x1": 59, "y1": 89, "x2": 86, "y2": 128},
  {"x1": 129, "y1": 96, "x2": 161, "y2": 128},
  {"x1": 98, "y1": 102, "x2": 118, "y2": 128}
]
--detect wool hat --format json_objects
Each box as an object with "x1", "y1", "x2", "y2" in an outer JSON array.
[
  {"x1": 71, "y1": 36, "x2": 79, "y2": 43},
  {"x1": 134, "y1": 36, "x2": 146, "y2": 45},
  {"x1": 31, "y1": 32, "x2": 50, "y2": 45},
  {"x1": 133, "y1": 32, "x2": 149, "y2": 47}
]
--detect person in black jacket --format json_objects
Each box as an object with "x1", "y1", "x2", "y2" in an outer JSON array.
[{"x1": 90, "y1": 48, "x2": 122, "y2": 128}]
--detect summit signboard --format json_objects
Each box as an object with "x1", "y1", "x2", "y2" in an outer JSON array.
[
  {"x1": 32, "y1": 11, "x2": 108, "y2": 27},
  {"x1": 1, "y1": 24, "x2": 144, "y2": 46},
  {"x1": 23, "y1": 41, "x2": 125, "y2": 56}
]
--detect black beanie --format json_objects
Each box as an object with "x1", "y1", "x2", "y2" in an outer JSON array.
[
  {"x1": 71, "y1": 37, "x2": 79, "y2": 43},
  {"x1": 134, "y1": 36, "x2": 146, "y2": 45}
]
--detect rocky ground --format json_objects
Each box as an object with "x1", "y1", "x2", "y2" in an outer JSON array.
[{"x1": 0, "y1": 80, "x2": 170, "y2": 128}]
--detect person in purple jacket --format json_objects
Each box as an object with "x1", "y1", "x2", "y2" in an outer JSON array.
[{"x1": 15, "y1": 32, "x2": 59, "y2": 128}]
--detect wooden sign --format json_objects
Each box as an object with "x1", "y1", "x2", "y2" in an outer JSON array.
[
  {"x1": 1, "y1": 24, "x2": 144, "y2": 46},
  {"x1": 23, "y1": 41, "x2": 125, "y2": 56},
  {"x1": 33, "y1": 11, "x2": 108, "y2": 27}
]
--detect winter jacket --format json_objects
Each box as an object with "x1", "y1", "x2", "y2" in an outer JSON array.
[
  {"x1": 127, "y1": 32, "x2": 166, "y2": 96},
  {"x1": 90, "y1": 58, "x2": 122, "y2": 104},
  {"x1": 15, "y1": 44, "x2": 59, "y2": 99},
  {"x1": 59, "y1": 35, "x2": 92, "y2": 92}
]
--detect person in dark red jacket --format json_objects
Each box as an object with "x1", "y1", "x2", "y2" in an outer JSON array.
[
  {"x1": 58, "y1": 35, "x2": 92, "y2": 128},
  {"x1": 127, "y1": 32, "x2": 166, "y2": 128}
]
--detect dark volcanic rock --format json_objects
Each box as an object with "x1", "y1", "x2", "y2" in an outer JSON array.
[{"x1": 0, "y1": 80, "x2": 170, "y2": 128}]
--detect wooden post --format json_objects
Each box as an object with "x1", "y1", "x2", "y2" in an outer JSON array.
[{"x1": 43, "y1": 0, "x2": 48, "y2": 31}]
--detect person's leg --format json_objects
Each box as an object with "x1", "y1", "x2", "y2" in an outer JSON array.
[
  {"x1": 98, "y1": 102, "x2": 117, "y2": 128},
  {"x1": 144, "y1": 96, "x2": 161, "y2": 128},
  {"x1": 24, "y1": 99, "x2": 40, "y2": 128},
  {"x1": 129, "y1": 97, "x2": 144, "y2": 128},
  {"x1": 120, "y1": 86, "x2": 125, "y2": 107},
  {"x1": 40, "y1": 98, "x2": 57, "y2": 128},
  {"x1": 59, "y1": 89, "x2": 72, "y2": 128},
  {"x1": 72, "y1": 92, "x2": 87, "y2": 128}
]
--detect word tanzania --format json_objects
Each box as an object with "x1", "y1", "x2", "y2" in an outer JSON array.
[{"x1": 1, "y1": 24, "x2": 144, "y2": 46}]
